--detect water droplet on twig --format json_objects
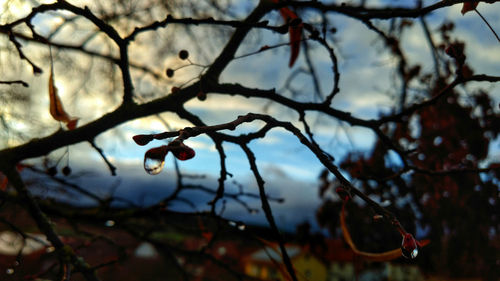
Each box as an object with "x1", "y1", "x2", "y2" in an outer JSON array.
[
  {"x1": 144, "y1": 146, "x2": 168, "y2": 175},
  {"x1": 401, "y1": 233, "x2": 419, "y2": 259}
]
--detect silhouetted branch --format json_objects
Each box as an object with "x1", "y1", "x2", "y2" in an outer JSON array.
[
  {"x1": 379, "y1": 74, "x2": 500, "y2": 123},
  {"x1": 0, "y1": 80, "x2": 29, "y2": 87},
  {"x1": 1, "y1": 166, "x2": 101, "y2": 281},
  {"x1": 89, "y1": 140, "x2": 117, "y2": 176},
  {"x1": 288, "y1": 0, "x2": 498, "y2": 20},
  {"x1": 7, "y1": 31, "x2": 42, "y2": 75},
  {"x1": 126, "y1": 15, "x2": 290, "y2": 42},
  {"x1": 240, "y1": 143, "x2": 298, "y2": 281},
  {"x1": 1, "y1": 0, "x2": 499, "y2": 278}
]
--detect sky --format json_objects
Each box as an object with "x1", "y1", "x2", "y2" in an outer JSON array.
[{"x1": 1, "y1": 0, "x2": 500, "y2": 233}]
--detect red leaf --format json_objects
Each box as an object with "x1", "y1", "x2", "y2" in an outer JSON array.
[
  {"x1": 279, "y1": 6, "x2": 297, "y2": 21},
  {"x1": 288, "y1": 24, "x2": 303, "y2": 67},
  {"x1": 461, "y1": 1, "x2": 478, "y2": 15},
  {"x1": 488, "y1": 162, "x2": 500, "y2": 169},
  {"x1": 273, "y1": 0, "x2": 302, "y2": 68}
]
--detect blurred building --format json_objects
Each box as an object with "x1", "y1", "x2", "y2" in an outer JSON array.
[{"x1": 244, "y1": 245, "x2": 327, "y2": 281}]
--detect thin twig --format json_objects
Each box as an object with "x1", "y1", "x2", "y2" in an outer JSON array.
[
  {"x1": 0, "y1": 80, "x2": 29, "y2": 87},
  {"x1": 89, "y1": 140, "x2": 117, "y2": 176},
  {"x1": 240, "y1": 143, "x2": 299, "y2": 281},
  {"x1": 2, "y1": 166, "x2": 101, "y2": 281},
  {"x1": 474, "y1": 8, "x2": 500, "y2": 43}
]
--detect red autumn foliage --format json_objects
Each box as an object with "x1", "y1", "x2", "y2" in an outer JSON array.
[
  {"x1": 273, "y1": 0, "x2": 303, "y2": 67},
  {"x1": 461, "y1": 1, "x2": 479, "y2": 15},
  {"x1": 314, "y1": 25, "x2": 500, "y2": 278}
]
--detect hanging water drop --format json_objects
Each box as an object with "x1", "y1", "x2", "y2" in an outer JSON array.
[
  {"x1": 410, "y1": 248, "x2": 418, "y2": 258},
  {"x1": 144, "y1": 146, "x2": 168, "y2": 175},
  {"x1": 401, "y1": 233, "x2": 419, "y2": 259},
  {"x1": 144, "y1": 157, "x2": 165, "y2": 175}
]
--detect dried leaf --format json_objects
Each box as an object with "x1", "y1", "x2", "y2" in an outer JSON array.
[
  {"x1": 278, "y1": 5, "x2": 297, "y2": 21},
  {"x1": 273, "y1": 0, "x2": 302, "y2": 67},
  {"x1": 461, "y1": 1, "x2": 479, "y2": 15},
  {"x1": 48, "y1": 66, "x2": 78, "y2": 130},
  {"x1": 288, "y1": 23, "x2": 302, "y2": 67}
]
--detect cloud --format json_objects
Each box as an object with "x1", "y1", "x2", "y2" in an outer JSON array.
[
  {"x1": 21, "y1": 157, "x2": 325, "y2": 232},
  {"x1": 216, "y1": 165, "x2": 325, "y2": 232}
]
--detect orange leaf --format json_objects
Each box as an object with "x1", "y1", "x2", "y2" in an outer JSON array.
[
  {"x1": 49, "y1": 67, "x2": 78, "y2": 130},
  {"x1": 461, "y1": 1, "x2": 478, "y2": 15}
]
